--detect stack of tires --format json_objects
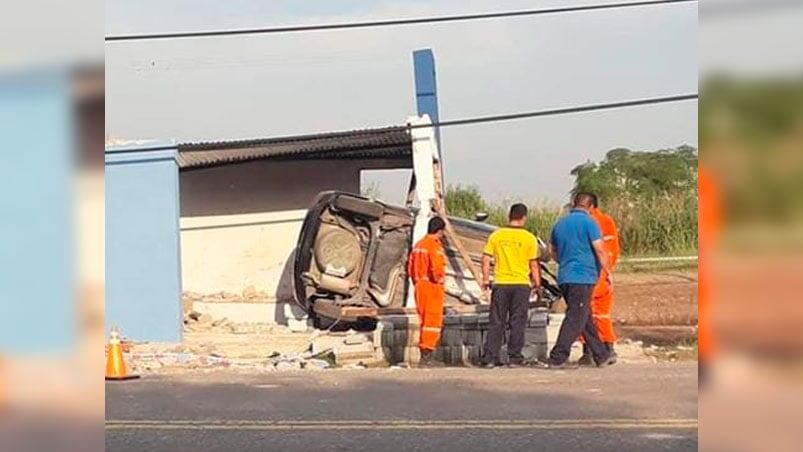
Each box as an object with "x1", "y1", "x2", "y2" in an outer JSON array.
[{"x1": 378, "y1": 308, "x2": 549, "y2": 366}]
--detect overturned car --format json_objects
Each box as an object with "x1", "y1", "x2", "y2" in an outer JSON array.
[{"x1": 293, "y1": 191, "x2": 560, "y2": 328}]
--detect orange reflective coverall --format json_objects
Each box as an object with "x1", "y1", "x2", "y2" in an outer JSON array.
[
  {"x1": 407, "y1": 234, "x2": 446, "y2": 352},
  {"x1": 590, "y1": 208, "x2": 620, "y2": 344},
  {"x1": 698, "y1": 167, "x2": 720, "y2": 363}
]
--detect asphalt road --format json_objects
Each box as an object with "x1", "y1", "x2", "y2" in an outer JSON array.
[{"x1": 106, "y1": 362, "x2": 697, "y2": 452}]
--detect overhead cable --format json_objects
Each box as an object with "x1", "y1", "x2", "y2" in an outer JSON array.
[{"x1": 106, "y1": 0, "x2": 698, "y2": 42}]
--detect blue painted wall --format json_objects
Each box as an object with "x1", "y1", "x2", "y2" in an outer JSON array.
[
  {"x1": 0, "y1": 70, "x2": 72, "y2": 353},
  {"x1": 106, "y1": 146, "x2": 183, "y2": 342}
]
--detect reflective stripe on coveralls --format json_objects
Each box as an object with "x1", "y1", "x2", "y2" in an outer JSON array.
[{"x1": 407, "y1": 234, "x2": 446, "y2": 352}]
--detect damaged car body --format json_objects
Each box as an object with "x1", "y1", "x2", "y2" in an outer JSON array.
[{"x1": 293, "y1": 191, "x2": 561, "y2": 327}]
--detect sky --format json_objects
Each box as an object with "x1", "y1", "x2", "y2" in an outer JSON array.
[{"x1": 105, "y1": 0, "x2": 699, "y2": 203}]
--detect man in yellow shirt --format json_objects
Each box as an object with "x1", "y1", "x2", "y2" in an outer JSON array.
[{"x1": 480, "y1": 203, "x2": 541, "y2": 368}]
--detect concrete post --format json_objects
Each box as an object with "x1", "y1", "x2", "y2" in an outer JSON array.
[{"x1": 406, "y1": 115, "x2": 440, "y2": 309}]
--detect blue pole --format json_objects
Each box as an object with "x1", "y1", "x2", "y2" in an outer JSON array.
[{"x1": 413, "y1": 49, "x2": 443, "y2": 172}]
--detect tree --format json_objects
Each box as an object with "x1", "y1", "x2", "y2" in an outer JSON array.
[
  {"x1": 571, "y1": 145, "x2": 698, "y2": 202},
  {"x1": 445, "y1": 185, "x2": 488, "y2": 219}
]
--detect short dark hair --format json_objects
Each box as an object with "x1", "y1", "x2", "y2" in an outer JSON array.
[
  {"x1": 573, "y1": 192, "x2": 597, "y2": 209},
  {"x1": 428, "y1": 216, "x2": 446, "y2": 234},
  {"x1": 588, "y1": 193, "x2": 599, "y2": 208},
  {"x1": 509, "y1": 203, "x2": 528, "y2": 221}
]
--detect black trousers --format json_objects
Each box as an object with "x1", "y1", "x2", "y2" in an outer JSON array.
[
  {"x1": 549, "y1": 284, "x2": 610, "y2": 365},
  {"x1": 483, "y1": 285, "x2": 530, "y2": 364}
]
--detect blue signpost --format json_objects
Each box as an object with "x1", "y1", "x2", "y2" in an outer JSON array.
[{"x1": 413, "y1": 49, "x2": 444, "y2": 179}]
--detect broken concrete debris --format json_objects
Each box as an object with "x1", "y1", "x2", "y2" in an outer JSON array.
[{"x1": 130, "y1": 308, "x2": 558, "y2": 373}]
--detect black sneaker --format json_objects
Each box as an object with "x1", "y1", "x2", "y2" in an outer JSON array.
[
  {"x1": 417, "y1": 351, "x2": 434, "y2": 368},
  {"x1": 608, "y1": 349, "x2": 618, "y2": 365},
  {"x1": 417, "y1": 350, "x2": 446, "y2": 368},
  {"x1": 507, "y1": 359, "x2": 524, "y2": 369},
  {"x1": 480, "y1": 362, "x2": 500, "y2": 369},
  {"x1": 533, "y1": 360, "x2": 577, "y2": 370},
  {"x1": 596, "y1": 354, "x2": 617, "y2": 368},
  {"x1": 577, "y1": 353, "x2": 594, "y2": 367}
]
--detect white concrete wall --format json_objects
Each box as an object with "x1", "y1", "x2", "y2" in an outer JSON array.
[
  {"x1": 180, "y1": 210, "x2": 306, "y2": 300},
  {"x1": 179, "y1": 158, "x2": 410, "y2": 305}
]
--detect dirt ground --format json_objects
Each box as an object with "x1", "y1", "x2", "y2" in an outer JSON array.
[
  {"x1": 549, "y1": 270, "x2": 698, "y2": 346},
  {"x1": 551, "y1": 270, "x2": 697, "y2": 326},
  {"x1": 612, "y1": 271, "x2": 698, "y2": 326},
  {"x1": 612, "y1": 270, "x2": 698, "y2": 347}
]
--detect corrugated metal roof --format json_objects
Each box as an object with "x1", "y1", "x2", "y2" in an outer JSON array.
[{"x1": 177, "y1": 126, "x2": 412, "y2": 169}]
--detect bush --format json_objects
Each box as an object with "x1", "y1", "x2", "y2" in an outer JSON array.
[
  {"x1": 445, "y1": 185, "x2": 488, "y2": 220},
  {"x1": 444, "y1": 182, "x2": 697, "y2": 256}
]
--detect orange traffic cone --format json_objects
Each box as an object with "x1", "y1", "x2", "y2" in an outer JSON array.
[{"x1": 105, "y1": 327, "x2": 139, "y2": 381}]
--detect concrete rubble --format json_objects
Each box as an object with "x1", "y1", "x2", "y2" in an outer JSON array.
[
  {"x1": 125, "y1": 325, "x2": 384, "y2": 375},
  {"x1": 122, "y1": 308, "x2": 653, "y2": 375}
]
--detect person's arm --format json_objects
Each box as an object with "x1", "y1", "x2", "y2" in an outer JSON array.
[
  {"x1": 528, "y1": 235, "x2": 541, "y2": 288},
  {"x1": 481, "y1": 254, "x2": 492, "y2": 290},
  {"x1": 481, "y1": 233, "x2": 495, "y2": 290},
  {"x1": 530, "y1": 260, "x2": 541, "y2": 288},
  {"x1": 431, "y1": 246, "x2": 446, "y2": 284},
  {"x1": 548, "y1": 227, "x2": 558, "y2": 262},
  {"x1": 429, "y1": 248, "x2": 446, "y2": 284},
  {"x1": 592, "y1": 238, "x2": 611, "y2": 276},
  {"x1": 608, "y1": 220, "x2": 621, "y2": 269}
]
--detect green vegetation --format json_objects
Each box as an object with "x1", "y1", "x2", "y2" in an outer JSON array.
[
  {"x1": 700, "y1": 77, "x2": 803, "y2": 224},
  {"x1": 445, "y1": 145, "x2": 698, "y2": 256}
]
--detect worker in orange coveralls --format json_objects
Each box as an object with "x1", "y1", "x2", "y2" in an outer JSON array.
[
  {"x1": 407, "y1": 216, "x2": 447, "y2": 367},
  {"x1": 578, "y1": 194, "x2": 621, "y2": 366},
  {"x1": 697, "y1": 166, "x2": 720, "y2": 385}
]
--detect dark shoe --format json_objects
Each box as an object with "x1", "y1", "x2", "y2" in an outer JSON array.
[
  {"x1": 577, "y1": 353, "x2": 594, "y2": 367},
  {"x1": 480, "y1": 361, "x2": 501, "y2": 369},
  {"x1": 605, "y1": 342, "x2": 619, "y2": 364},
  {"x1": 532, "y1": 359, "x2": 577, "y2": 370},
  {"x1": 507, "y1": 359, "x2": 524, "y2": 368},
  {"x1": 596, "y1": 354, "x2": 617, "y2": 368},
  {"x1": 417, "y1": 350, "x2": 437, "y2": 368}
]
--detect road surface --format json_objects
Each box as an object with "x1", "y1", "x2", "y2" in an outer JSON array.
[{"x1": 106, "y1": 362, "x2": 697, "y2": 451}]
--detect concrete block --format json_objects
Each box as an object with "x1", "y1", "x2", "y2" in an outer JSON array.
[
  {"x1": 528, "y1": 308, "x2": 549, "y2": 328},
  {"x1": 547, "y1": 313, "x2": 565, "y2": 347},
  {"x1": 285, "y1": 303, "x2": 309, "y2": 332},
  {"x1": 403, "y1": 346, "x2": 421, "y2": 364},
  {"x1": 311, "y1": 334, "x2": 346, "y2": 355},
  {"x1": 333, "y1": 341, "x2": 374, "y2": 359},
  {"x1": 442, "y1": 315, "x2": 460, "y2": 326},
  {"x1": 440, "y1": 328, "x2": 462, "y2": 346}
]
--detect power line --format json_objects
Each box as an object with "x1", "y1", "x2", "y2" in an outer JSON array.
[
  {"x1": 111, "y1": 93, "x2": 697, "y2": 154},
  {"x1": 106, "y1": 0, "x2": 697, "y2": 42},
  {"x1": 419, "y1": 93, "x2": 698, "y2": 129}
]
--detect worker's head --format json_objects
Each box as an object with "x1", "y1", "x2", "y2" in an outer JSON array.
[
  {"x1": 589, "y1": 193, "x2": 599, "y2": 209},
  {"x1": 572, "y1": 192, "x2": 597, "y2": 212},
  {"x1": 428, "y1": 216, "x2": 446, "y2": 237},
  {"x1": 508, "y1": 203, "x2": 528, "y2": 226}
]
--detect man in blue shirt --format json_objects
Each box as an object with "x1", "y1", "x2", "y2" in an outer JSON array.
[{"x1": 542, "y1": 192, "x2": 614, "y2": 368}]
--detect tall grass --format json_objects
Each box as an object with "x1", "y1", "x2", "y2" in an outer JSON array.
[{"x1": 445, "y1": 185, "x2": 697, "y2": 256}]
